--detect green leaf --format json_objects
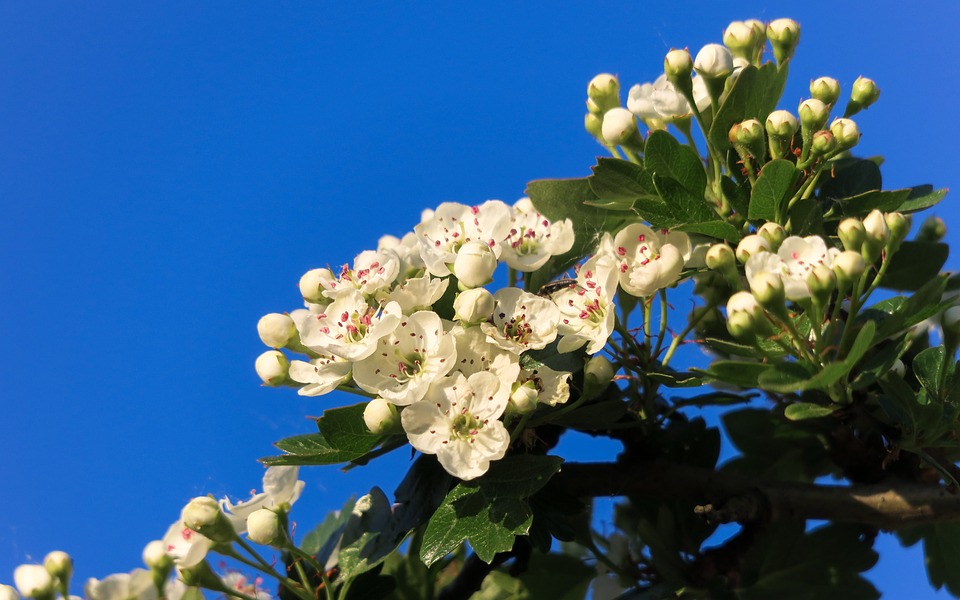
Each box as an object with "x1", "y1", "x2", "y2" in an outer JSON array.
[
  {"x1": 588, "y1": 158, "x2": 658, "y2": 209},
  {"x1": 551, "y1": 398, "x2": 629, "y2": 429},
  {"x1": 722, "y1": 175, "x2": 751, "y2": 219},
  {"x1": 881, "y1": 241, "x2": 950, "y2": 291},
  {"x1": 318, "y1": 402, "x2": 383, "y2": 450},
  {"x1": 301, "y1": 496, "x2": 357, "y2": 565},
  {"x1": 420, "y1": 456, "x2": 563, "y2": 566},
  {"x1": 472, "y1": 552, "x2": 594, "y2": 600},
  {"x1": 896, "y1": 523, "x2": 960, "y2": 596},
  {"x1": 652, "y1": 175, "x2": 740, "y2": 240},
  {"x1": 784, "y1": 402, "x2": 837, "y2": 421},
  {"x1": 831, "y1": 188, "x2": 911, "y2": 218},
  {"x1": 756, "y1": 362, "x2": 817, "y2": 393},
  {"x1": 915, "y1": 346, "x2": 947, "y2": 400},
  {"x1": 899, "y1": 185, "x2": 949, "y2": 213},
  {"x1": 819, "y1": 157, "x2": 882, "y2": 201},
  {"x1": 871, "y1": 275, "x2": 949, "y2": 339},
  {"x1": 748, "y1": 159, "x2": 799, "y2": 221},
  {"x1": 709, "y1": 63, "x2": 790, "y2": 152},
  {"x1": 645, "y1": 130, "x2": 707, "y2": 197},
  {"x1": 263, "y1": 433, "x2": 371, "y2": 466},
  {"x1": 526, "y1": 177, "x2": 631, "y2": 289},
  {"x1": 381, "y1": 553, "x2": 433, "y2": 600},
  {"x1": 697, "y1": 360, "x2": 774, "y2": 388}
]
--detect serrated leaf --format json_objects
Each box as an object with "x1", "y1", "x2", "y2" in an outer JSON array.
[
  {"x1": 899, "y1": 185, "x2": 949, "y2": 213},
  {"x1": 319, "y1": 402, "x2": 383, "y2": 451},
  {"x1": 722, "y1": 175, "x2": 751, "y2": 219},
  {"x1": 881, "y1": 241, "x2": 950, "y2": 291},
  {"x1": 675, "y1": 219, "x2": 741, "y2": 241},
  {"x1": 651, "y1": 175, "x2": 738, "y2": 241},
  {"x1": 645, "y1": 130, "x2": 707, "y2": 197},
  {"x1": 588, "y1": 158, "x2": 657, "y2": 208},
  {"x1": 915, "y1": 346, "x2": 947, "y2": 400},
  {"x1": 832, "y1": 188, "x2": 911, "y2": 218},
  {"x1": 748, "y1": 159, "x2": 798, "y2": 221},
  {"x1": 784, "y1": 402, "x2": 837, "y2": 420},
  {"x1": 263, "y1": 433, "x2": 374, "y2": 466},
  {"x1": 709, "y1": 63, "x2": 789, "y2": 152}
]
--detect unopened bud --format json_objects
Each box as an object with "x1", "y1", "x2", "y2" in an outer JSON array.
[
  {"x1": 13, "y1": 566, "x2": 53, "y2": 600},
  {"x1": 735, "y1": 119, "x2": 765, "y2": 158},
  {"x1": 706, "y1": 243, "x2": 735, "y2": 271},
  {"x1": 454, "y1": 287, "x2": 494, "y2": 325},
  {"x1": 862, "y1": 210, "x2": 890, "y2": 262},
  {"x1": 766, "y1": 18, "x2": 801, "y2": 64},
  {"x1": 363, "y1": 397, "x2": 399, "y2": 434},
  {"x1": 583, "y1": 355, "x2": 615, "y2": 400},
  {"x1": 255, "y1": 350, "x2": 290, "y2": 386},
  {"x1": 664, "y1": 49, "x2": 693, "y2": 82},
  {"x1": 917, "y1": 216, "x2": 947, "y2": 243},
  {"x1": 585, "y1": 112, "x2": 603, "y2": 139},
  {"x1": 807, "y1": 263, "x2": 836, "y2": 307},
  {"x1": 178, "y1": 561, "x2": 231, "y2": 593},
  {"x1": 810, "y1": 130, "x2": 838, "y2": 157},
  {"x1": 694, "y1": 43, "x2": 734, "y2": 79},
  {"x1": 829, "y1": 118, "x2": 860, "y2": 150},
  {"x1": 587, "y1": 73, "x2": 621, "y2": 113},
  {"x1": 810, "y1": 77, "x2": 841, "y2": 106},
  {"x1": 751, "y1": 272, "x2": 786, "y2": 314},
  {"x1": 454, "y1": 240, "x2": 498, "y2": 289},
  {"x1": 833, "y1": 250, "x2": 866, "y2": 288},
  {"x1": 766, "y1": 110, "x2": 799, "y2": 139},
  {"x1": 838, "y1": 218, "x2": 866, "y2": 252},
  {"x1": 847, "y1": 76, "x2": 880, "y2": 116},
  {"x1": 723, "y1": 20, "x2": 762, "y2": 60},
  {"x1": 142, "y1": 540, "x2": 172, "y2": 571},
  {"x1": 799, "y1": 98, "x2": 830, "y2": 131},
  {"x1": 0, "y1": 585, "x2": 19, "y2": 600},
  {"x1": 727, "y1": 291, "x2": 764, "y2": 319},
  {"x1": 727, "y1": 290, "x2": 767, "y2": 339},
  {"x1": 757, "y1": 222, "x2": 786, "y2": 249},
  {"x1": 42, "y1": 552, "x2": 71, "y2": 584},
  {"x1": 299, "y1": 268, "x2": 335, "y2": 304},
  {"x1": 726, "y1": 310, "x2": 757, "y2": 341},
  {"x1": 885, "y1": 212, "x2": 910, "y2": 252},
  {"x1": 601, "y1": 107, "x2": 639, "y2": 146},
  {"x1": 892, "y1": 359, "x2": 906, "y2": 378},
  {"x1": 736, "y1": 234, "x2": 770, "y2": 263},
  {"x1": 257, "y1": 313, "x2": 297, "y2": 349},
  {"x1": 183, "y1": 497, "x2": 237, "y2": 543},
  {"x1": 509, "y1": 381, "x2": 539, "y2": 414},
  {"x1": 246, "y1": 509, "x2": 284, "y2": 547}
]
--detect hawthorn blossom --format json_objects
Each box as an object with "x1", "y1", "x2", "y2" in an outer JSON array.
[
  {"x1": 414, "y1": 200, "x2": 512, "y2": 278},
  {"x1": 221, "y1": 573, "x2": 271, "y2": 600},
  {"x1": 297, "y1": 290, "x2": 402, "y2": 361},
  {"x1": 84, "y1": 570, "x2": 157, "y2": 600},
  {"x1": 323, "y1": 248, "x2": 402, "y2": 298},
  {"x1": 161, "y1": 520, "x2": 213, "y2": 568},
  {"x1": 609, "y1": 225, "x2": 686, "y2": 298},
  {"x1": 514, "y1": 364, "x2": 571, "y2": 409},
  {"x1": 745, "y1": 235, "x2": 839, "y2": 301},
  {"x1": 552, "y1": 253, "x2": 619, "y2": 354},
  {"x1": 353, "y1": 311, "x2": 457, "y2": 406},
  {"x1": 288, "y1": 354, "x2": 351, "y2": 397},
  {"x1": 500, "y1": 197, "x2": 575, "y2": 272},
  {"x1": 378, "y1": 231, "x2": 425, "y2": 278},
  {"x1": 376, "y1": 274, "x2": 449, "y2": 314},
  {"x1": 400, "y1": 371, "x2": 510, "y2": 480},
  {"x1": 627, "y1": 74, "x2": 711, "y2": 122},
  {"x1": 450, "y1": 325, "x2": 521, "y2": 383},
  {"x1": 480, "y1": 287, "x2": 561, "y2": 354}
]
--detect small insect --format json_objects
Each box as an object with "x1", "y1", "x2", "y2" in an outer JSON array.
[{"x1": 538, "y1": 278, "x2": 578, "y2": 296}]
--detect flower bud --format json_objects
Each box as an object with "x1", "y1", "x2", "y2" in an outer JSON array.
[
  {"x1": 807, "y1": 263, "x2": 836, "y2": 307},
  {"x1": 735, "y1": 118, "x2": 765, "y2": 159},
  {"x1": 757, "y1": 222, "x2": 786, "y2": 249},
  {"x1": 142, "y1": 540, "x2": 172, "y2": 571},
  {"x1": 723, "y1": 20, "x2": 761, "y2": 60},
  {"x1": 833, "y1": 250, "x2": 866, "y2": 288},
  {"x1": 838, "y1": 218, "x2": 866, "y2": 252},
  {"x1": 0, "y1": 585, "x2": 20, "y2": 600},
  {"x1": 454, "y1": 287, "x2": 494, "y2": 325},
  {"x1": 43, "y1": 552, "x2": 71, "y2": 584},
  {"x1": 862, "y1": 209, "x2": 890, "y2": 262},
  {"x1": 810, "y1": 130, "x2": 838, "y2": 158},
  {"x1": 13, "y1": 566, "x2": 53, "y2": 600},
  {"x1": 246, "y1": 508, "x2": 284, "y2": 547},
  {"x1": 363, "y1": 397, "x2": 399, "y2": 434},
  {"x1": 584, "y1": 112, "x2": 603, "y2": 139},
  {"x1": 706, "y1": 243, "x2": 735, "y2": 271},
  {"x1": 726, "y1": 310, "x2": 757, "y2": 341},
  {"x1": 728, "y1": 291, "x2": 764, "y2": 319},
  {"x1": 454, "y1": 240, "x2": 498, "y2": 289},
  {"x1": 299, "y1": 268, "x2": 335, "y2": 304},
  {"x1": 885, "y1": 212, "x2": 910, "y2": 252},
  {"x1": 255, "y1": 350, "x2": 290, "y2": 386},
  {"x1": 587, "y1": 73, "x2": 621, "y2": 113},
  {"x1": 183, "y1": 497, "x2": 237, "y2": 543},
  {"x1": 848, "y1": 76, "x2": 880, "y2": 115},
  {"x1": 694, "y1": 43, "x2": 734, "y2": 79},
  {"x1": 257, "y1": 313, "x2": 297, "y2": 349},
  {"x1": 509, "y1": 381, "x2": 539, "y2": 415},
  {"x1": 829, "y1": 118, "x2": 860, "y2": 150},
  {"x1": 751, "y1": 272, "x2": 786, "y2": 314},
  {"x1": 917, "y1": 215, "x2": 946, "y2": 243},
  {"x1": 765, "y1": 110, "x2": 799, "y2": 139},
  {"x1": 736, "y1": 234, "x2": 770, "y2": 264},
  {"x1": 891, "y1": 359, "x2": 906, "y2": 378},
  {"x1": 178, "y1": 561, "x2": 231, "y2": 593},
  {"x1": 583, "y1": 354, "x2": 615, "y2": 400},
  {"x1": 766, "y1": 18, "x2": 801, "y2": 64},
  {"x1": 664, "y1": 49, "x2": 693, "y2": 82},
  {"x1": 798, "y1": 98, "x2": 829, "y2": 131},
  {"x1": 600, "y1": 107, "x2": 639, "y2": 146},
  {"x1": 810, "y1": 77, "x2": 841, "y2": 106}
]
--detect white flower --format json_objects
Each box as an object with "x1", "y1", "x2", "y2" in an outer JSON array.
[
  {"x1": 451, "y1": 325, "x2": 522, "y2": 382},
  {"x1": 480, "y1": 287, "x2": 561, "y2": 354},
  {"x1": 299, "y1": 268, "x2": 338, "y2": 303},
  {"x1": 745, "y1": 235, "x2": 839, "y2": 301},
  {"x1": 142, "y1": 541, "x2": 169, "y2": 570},
  {"x1": 694, "y1": 43, "x2": 734, "y2": 78},
  {"x1": 627, "y1": 82, "x2": 657, "y2": 120},
  {"x1": 454, "y1": 287, "x2": 495, "y2": 325},
  {"x1": 288, "y1": 354, "x2": 351, "y2": 397},
  {"x1": 378, "y1": 231, "x2": 425, "y2": 277},
  {"x1": 221, "y1": 466, "x2": 306, "y2": 527},
  {"x1": 297, "y1": 290, "x2": 402, "y2": 361},
  {"x1": 353, "y1": 311, "x2": 457, "y2": 406},
  {"x1": 376, "y1": 274, "x2": 449, "y2": 314},
  {"x1": 414, "y1": 200, "x2": 513, "y2": 278},
  {"x1": 221, "y1": 573, "x2": 271, "y2": 600},
  {"x1": 553, "y1": 253, "x2": 618, "y2": 354},
  {"x1": 629, "y1": 75, "x2": 709, "y2": 122},
  {"x1": 0, "y1": 585, "x2": 19, "y2": 600},
  {"x1": 161, "y1": 521, "x2": 213, "y2": 568},
  {"x1": 516, "y1": 364, "x2": 571, "y2": 408},
  {"x1": 400, "y1": 372, "x2": 511, "y2": 480},
  {"x1": 611, "y1": 225, "x2": 685, "y2": 297},
  {"x1": 326, "y1": 248, "x2": 402, "y2": 298},
  {"x1": 13, "y1": 566, "x2": 52, "y2": 600},
  {"x1": 500, "y1": 197, "x2": 575, "y2": 272},
  {"x1": 84, "y1": 570, "x2": 157, "y2": 600}
]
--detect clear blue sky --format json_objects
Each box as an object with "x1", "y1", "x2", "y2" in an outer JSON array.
[{"x1": 2, "y1": 2, "x2": 958, "y2": 597}]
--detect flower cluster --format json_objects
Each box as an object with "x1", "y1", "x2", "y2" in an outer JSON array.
[{"x1": 257, "y1": 198, "x2": 694, "y2": 479}]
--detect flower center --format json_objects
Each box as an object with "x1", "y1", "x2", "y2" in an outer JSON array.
[{"x1": 450, "y1": 411, "x2": 483, "y2": 441}]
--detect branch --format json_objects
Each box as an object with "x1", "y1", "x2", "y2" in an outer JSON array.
[{"x1": 556, "y1": 460, "x2": 960, "y2": 529}]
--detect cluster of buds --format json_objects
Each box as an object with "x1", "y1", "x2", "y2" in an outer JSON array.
[
  {"x1": 838, "y1": 209, "x2": 909, "y2": 264},
  {"x1": 6, "y1": 552, "x2": 72, "y2": 600}
]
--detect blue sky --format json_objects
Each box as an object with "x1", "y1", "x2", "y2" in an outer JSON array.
[{"x1": 2, "y1": 1, "x2": 958, "y2": 597}]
